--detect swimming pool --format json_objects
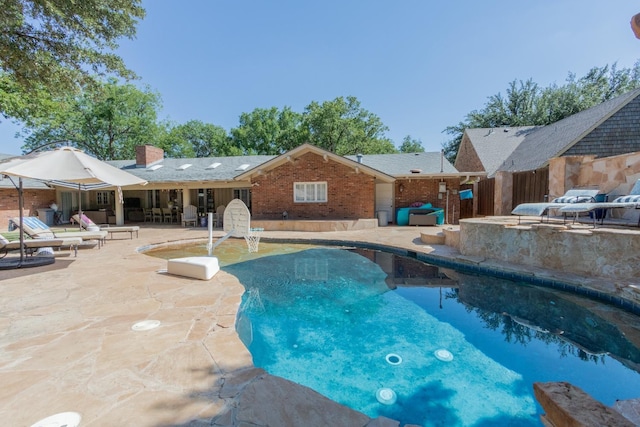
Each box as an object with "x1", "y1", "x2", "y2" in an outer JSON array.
[{"x1": 146, "y1": 240, "x2": 640, "y2": 426}]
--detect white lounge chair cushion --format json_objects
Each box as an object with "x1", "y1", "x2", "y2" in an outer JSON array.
[
  {"x1": 167, "y1": 256, "x2": 219, "y2": 280},
  {"x1": 552, "y1": 195, "x2": 595, "y2": 203},
  {"x1": 612, "y1": 195, "x2": 640, "y2": 203}
]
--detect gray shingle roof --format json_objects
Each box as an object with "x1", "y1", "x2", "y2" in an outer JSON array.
[
  {"x1": 344, "y1": 152, "x2": 458, "y2": 176},
  {"x1": 496, "y1": 88, "x2": 640, "y2": 173},
  {"x1": 108, "y1": 150, "x2": 460, "y2": 184},
  {"x1": 2, "y1": 147, "x2": 464, "y2": 189},
  {"x1": 108, "y1": 154, "x2": 276, "y2": 183},
  {"x1": 0, "y1": 153, "x2": 51, "y2": 189},
  {"x1": 463, "y1": 126, "x2": 538, "y2": 176}
]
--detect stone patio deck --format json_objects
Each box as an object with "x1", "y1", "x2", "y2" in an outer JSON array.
[{"x1": 0, "y1": 221, "x2": 637, "y2": 426}]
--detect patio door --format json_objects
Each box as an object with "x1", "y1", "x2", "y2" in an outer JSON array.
[
  {"x1": 60, "y1": 191, "x2": 73, "y2": 222},
  {"x1": 375, "y1": 183, "x2": 394, "y2": 224}
]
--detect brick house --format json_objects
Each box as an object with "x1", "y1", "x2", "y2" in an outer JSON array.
[
  {"x1": 235, "y1": 144, "x2": 393, "y2": 220},
  {"x1": 236, "y1": 144, "x2": 480, "y2": 225},
  {"x1": 1, "y1": 143, "x2": 482, "y2": 230}
]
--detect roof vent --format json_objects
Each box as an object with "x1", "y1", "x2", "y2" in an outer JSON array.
[
  {"x1": 147, "y1": 164, "x2": 163, "y2": 171},
  {"x1": 177, "y1": 164, "x2": 192, "y2": 170},
  {"x1": 235, "y1": 164, "x2": 250, "y2": 171},
  {"x1": 504, "y1": 127, "x2": 510, "y2": 132},
  {"x1": 410, "y1": 169, "x2": 422, "y2": 174},
  {"x1": 356, "y1": 154, "x2": 363, "y2": 163},
  {"x1": 206, "y1": 162, "x2": 221, "y2": 169}
]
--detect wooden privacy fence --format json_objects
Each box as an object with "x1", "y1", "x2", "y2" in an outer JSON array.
[
  {"x1": 473, "y1": 169, "x2": 548, "y2": 217},
  {"x1": 512, "y1": 168, "x2": 549, "y2": 206},
  {"x1": 476, "y1": 178, "x2": 495, "y2": 216},
  {"x1": 459, "y1": 184, "x2": 474, "y2": 219}
]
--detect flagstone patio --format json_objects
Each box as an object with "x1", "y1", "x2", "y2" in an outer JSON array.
[{"x1": 0, "y1": 221, "x2": 638, "y2": 426}]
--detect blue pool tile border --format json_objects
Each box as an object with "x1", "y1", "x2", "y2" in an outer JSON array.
[{"x1": 262, "y1": 237, "x2": 640, "y2": 316}]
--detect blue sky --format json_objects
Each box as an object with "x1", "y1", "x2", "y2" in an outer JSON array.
[{"x1": 1, "y1": 0, "x2": 639, "y2": 155}]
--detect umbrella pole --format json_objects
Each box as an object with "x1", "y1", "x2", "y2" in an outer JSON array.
[
  {"x1": 19, "y1": 178, "x2": 24, "y2": 264},
  {"x1": 78, "y1": 183, "x2": 82, "y2": 230}
]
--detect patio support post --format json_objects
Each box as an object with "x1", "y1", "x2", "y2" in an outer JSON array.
[
  {"x1": 182, "y1": 188, "x2": 191, "y2": 208},
  {"x1": 115, "y1": 192, "x2": 125, "y2": 225}
]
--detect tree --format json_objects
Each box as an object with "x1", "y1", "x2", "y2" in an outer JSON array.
[
  {"x1": 303, "y1": 96, "x2": 396, "y2": 155},
  {"x1": 442, "y1": 62, "x2": 640, "y2": 163},
  {"x1": 0, "y1": 0, "x2": 144, "y2": 103},
  {"x1": 399, "y1": 135, "x2": 425, "y2": 153},
  {"x1": 0, "y1": 72, "x2": 60, "y2": 124},
  {"x1": 21, "y1": 79, "x2": 162, "y2": 160},
  {"x1": 230, "y1": 107, "x2": 306, "y2": 155},
  {"x1": 160, "y1": 120, "x2": 240, "y2": 158}
]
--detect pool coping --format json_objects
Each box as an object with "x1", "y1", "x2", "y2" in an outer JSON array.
[
  {"x1": 142, "y1": 233, "x2": 640, "y2": 316},
  {"x1": 258, "y1": 237, "x2": 640, "y2": 316}
]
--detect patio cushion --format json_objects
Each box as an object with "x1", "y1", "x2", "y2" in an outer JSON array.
[
  {"x1": 612, "y1": 195, "x2": 640, "y2": 203},
  {"x1": 552, "y1": 195, "x2": 595, "y2": 203},
  {"x1": 167, "y1": 256, "x2": 219, "y2": 280}
]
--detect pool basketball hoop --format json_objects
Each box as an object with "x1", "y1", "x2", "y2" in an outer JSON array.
[{"x1": 244, "y1": 227, "x2": 264, "y2": 252}]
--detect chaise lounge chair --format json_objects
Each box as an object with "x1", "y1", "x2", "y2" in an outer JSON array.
[
  {"x1": 71, "y1": 214, "x2": 140, "y2": 239},
  {"x1": 511, "y1": 188, "x2": 601, "y2": 224},
  {"x1": 558, "y1": 179, "x2": 640, "y2": 227},
  {"x1": 0, "y1": 234, "x2": 81, "y2": 258},
  {"x1": 11, "y1": 217, "x2": 108, "y2": 248}
]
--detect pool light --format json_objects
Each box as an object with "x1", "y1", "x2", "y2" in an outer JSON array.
[
  {"x1": 385, "y1": 353, "x2": 403, "y2": 365},
  {"x1": 376, "y1": 388, "x2": 397, "y2": 405},
  {"x1": 434, "y1": 348, "x2": 454, "y2": 362}
]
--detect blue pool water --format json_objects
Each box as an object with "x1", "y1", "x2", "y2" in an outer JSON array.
[{"x1": 222, "y1": 246, "x2": 640, "y2": 427}]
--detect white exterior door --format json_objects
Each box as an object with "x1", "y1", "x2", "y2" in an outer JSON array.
[{"x1": 375, "y1": 183, "x2": 394, "y2": 224}]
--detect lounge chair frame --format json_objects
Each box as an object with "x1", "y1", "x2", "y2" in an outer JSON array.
[{"x1": 511, "y1": 188, "x2": 600, "y2": 224}]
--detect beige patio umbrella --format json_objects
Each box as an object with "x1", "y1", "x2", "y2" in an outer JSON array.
[{"x1": 0, "y1": 147, "x2": 147, "y2": 268}]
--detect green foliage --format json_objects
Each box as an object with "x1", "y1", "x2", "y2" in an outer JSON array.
[
  {"x1": 442, "y1": 62, "x2": 640, "y2": 163},
  {"x1": 19, "y1": 89, "x2": 403, "y2": 158},
  {"x1": 160, "y1": 120, "x2": 241, "y2": 158},
  {"x1": 399, "y1": 135, "x2": 425, "y2": 153},
  {"x1": 303, "y1": 96, "x2": 397, "y2": 155},
  {"x1": 230, "y1": 107, "x2": 306, "y2": 155},
  {"x1": 0, "y1": 0, "x2": 144, "y2": 105},
  {"x1": 229, "y1": 98, "x2": 397, "y2": 156},
  {"x1": 0, "y1": 73, "x2": 61, "y2": 124},
  {"x1": 21, "y1": 79, "x2": 162, "y2": 160}
]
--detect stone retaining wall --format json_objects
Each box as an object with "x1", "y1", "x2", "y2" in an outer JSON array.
[{"x1": 459, "y1": 218, "x2": 640, "y2": 283}]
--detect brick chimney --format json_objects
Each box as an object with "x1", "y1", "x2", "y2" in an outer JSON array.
[{"x1": 135, "y1": 145, "x2": 164, "y2": 167}]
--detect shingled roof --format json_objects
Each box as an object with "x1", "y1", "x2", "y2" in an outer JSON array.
[
  {"x1": 345, "y1": 151, "x2": 461, "y2": 177},
  {"x1": 0, "y1": 153, "x2": 51, "y2": 189},
  {"x1": 108, "y1": 144, "x2": 469, "y2": 185},
  {"x1": 461, "y1": 126, "x2": 538, "y2": 176},
  {"x1": 496, "y1": 88, "x2": 640, "y2": 174},
  {"x1": 108, "y1": 154, "x2": 275, "y2": 184}
]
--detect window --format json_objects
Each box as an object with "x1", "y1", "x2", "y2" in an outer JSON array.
[
  {"x1": 233, "y1": 188, "x2": 251, "y2": 209},
  {"x1": 96, "y1": 191, "x2": 110, "y2": 205},
  {"x1": 294, "y1": 182, "x2": 327, "y2": 203}
]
